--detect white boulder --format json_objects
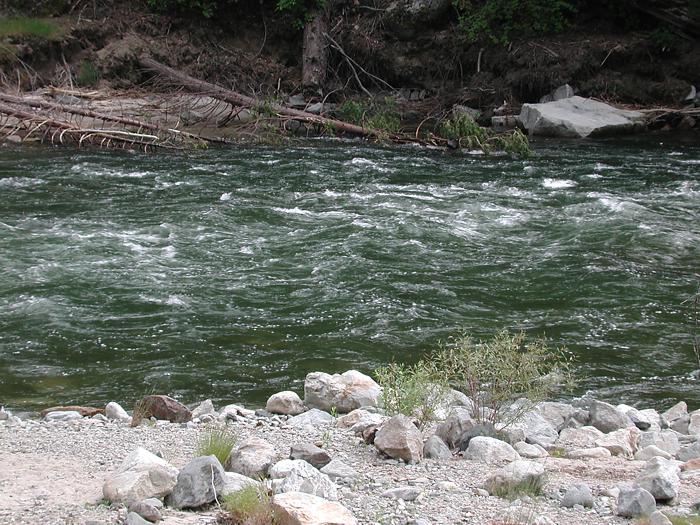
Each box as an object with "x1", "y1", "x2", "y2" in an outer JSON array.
[{"x1": 304, "y1": 370, "x2": 381, "y2": 413}]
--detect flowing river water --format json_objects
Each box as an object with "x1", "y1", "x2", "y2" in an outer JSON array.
[{"x1": 1, "y1": 137, "x2": 699, "y2": 412}]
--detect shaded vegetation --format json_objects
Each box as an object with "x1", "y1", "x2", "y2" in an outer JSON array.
[{"x1": 0, "y1": 17, "x2": 63, "y2": 40}]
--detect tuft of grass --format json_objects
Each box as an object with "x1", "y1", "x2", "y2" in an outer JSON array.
[
  {"x1": 76, "y1": 60, "x2": 100, "y2": 87},
  {"x1": 0, "y1": 17, "x2": 63, "y2": 40},
  {"x1": 549, "y1": 448, "x2": 567, "y2": 458},
  {"x1": 488, "y1": 477, "x2": 545, "y2": 500},
  {"x1": 198, "y1": 427, "x2": 237, "y2": 466},
  {"x1": 221, "y1": 484, "x2": 277, "y2": 524}
]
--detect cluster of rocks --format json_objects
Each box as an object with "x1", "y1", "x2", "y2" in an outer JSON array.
[{"x1": 3, "y1": 369, "x2": 700, "y2": 525}]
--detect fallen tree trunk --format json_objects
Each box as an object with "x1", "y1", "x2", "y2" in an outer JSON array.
[
  {"x1": 0, "y1": 92, "x2": 222, "y2": 146},
  {"x1": 139, "y1": 56, "x2": 408, "y2": 142}
]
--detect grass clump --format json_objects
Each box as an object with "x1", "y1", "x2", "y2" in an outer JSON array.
[
  {"x1": 433, "y1": 330, "x2": 574, "y2": 428},
  {"x1": 0, "y1": 17, "x2": 63, "y2": 40},
  {"x1": 437, "y1": 114, "x2": 532, "y2": 158},
  {"x1": 221, "y1": 485, "x2": 277, "y2": 525},
  {"x1": 337, "y1": 97, "x2": 401, "y2": 134},
  {"x1": 76, "y1": 61, "x2": 100, "y2": 87},
  {"x1": 375, "y1": 362, "x2": 446, "y2": 429},
  {"x1": 198, "y1": 427, "x2": 237, "y2": 465},
  {"x1": 487, "y1": 477, "x2": 545, "y2": 500}
]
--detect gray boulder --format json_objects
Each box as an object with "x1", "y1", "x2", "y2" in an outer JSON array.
[
  {"x1": 649, "y1": 510, "x2": 673, "y2": 525},
  {"x1": 320, "y1": 459, "x2": 359, "y2": 482},
  {"x1": 463, "y1": 436, "x2": 520, "y2": 464},
  {"x1": 689, "y1": 410, "x2": 700, "y2": 435},
  {"x1": 266, "y1": 391, "x2": 305, "y2": 416},
  {"x1": 595, "y1": 428, "x2": 640, "y2": 458},
  {"x1": 518, "y1": 96, "x2": 645, "y2": 138},
  {"x1": 556, "y1": 426, "x2": 604, "y2": 449},
  {"x1": 423, "y1": 435, "x2": 452, "y2": 459},
  {"x1": 617, "y1": 404, "x2": 653, "y2": 431},
  {"x1": 166, "y1": 456, "x2": 225, "y2": 509},
  {"x1": 191, "y1": 399, "x2": 216, "y2": 419},
  {"x1": 227, "y1": 437, "x2": 278, "y2": 478},
  {"x1": 484, "y1": 460, "x2": 545, "y2": 496},
  {"x1": 290, "y1": 443, "x2": 332, "y2": 469},
  {"x1": 561, "y1": 483, "x2": 594, "y2": 508},
  {"x1": 44, "y1": 410, "x2": 82, "y2": 422},
  {"x1": 662, "y1": 402, "x2": 689, "y2": 434},
  {"x1": 514, "y1": 441, "x2": 548, "y2": 459},
  {"x1": 374, "y1": 414, "x2": 423, "y2": 463},
  {"x1": 128, "y1": 499, "x2": 162, "y2": 523},
  {"x1": 635, "y1": 445, "x2": 673, "y2": 461},
  {"x1": 638, "y1": 430, "x2": 681, "y2": 457},
  {"x1": 435, "y1": 407, "x2": 475, "y2": 449},
  {"x1": 636, "y1": 457, "x2": 681, "y2": 502},
  {"x1": 273, "y1": 459, "x2": 338, "y2": 501},
  {"x1": 287, "y1": 408, "x2": 335, "y2": 428},
  {"x1": 304, "y1": 370, "x2": 380, "y2": 413},
  {"x1": 537, "y1": 402, "x2": 576, "y2": 432},
  {"x1": 103, "y1": 447, "x2": 178, "y2": 505},
  {"x1": 617, "y1": 486, "x2": 656, "y2": 518},
  {"x1": 126, "y1": 512, "x2": 151, "y2": 525},
  {"x1": 677, "y1": 442, "x2": 700, "y2": 462},
  {"x1": 510, "y1": 410, "x2": 558, "y2": 447},
  {"x1": 589, "y1": 400, "x2": 632, "y2": 433}
]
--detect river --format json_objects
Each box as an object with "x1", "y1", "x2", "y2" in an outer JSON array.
[{"x1": 1, "y1": 136, "x2": 698, "y2": 412}]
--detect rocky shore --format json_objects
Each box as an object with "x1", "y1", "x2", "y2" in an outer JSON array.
[{"x1": 2, "y1": 370, "x2": 700, "y2": 525}]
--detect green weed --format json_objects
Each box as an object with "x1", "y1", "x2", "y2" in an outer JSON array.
[
  {"x1": 221, "y1": 484, "x2": 277, "y2": 524},
  {"x1": 487, "y1": 476, "x2": 545, "y2": 500},
  {"x1": 198, "y1": 427, "x2": 237, "y2": 465},
  {"x1": 76, "y1": 61, "x2": 100, "y2": 87},
  {"x1": 0, "y1": 17, "x2": 63, "y2": 40}
]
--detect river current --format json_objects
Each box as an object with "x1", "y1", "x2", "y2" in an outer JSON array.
[{"x1": 1, "y1": 137, "x2": 699, "y2": 411}]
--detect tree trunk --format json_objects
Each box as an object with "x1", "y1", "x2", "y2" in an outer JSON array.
[{"x1": 302, "y1": 5, "x2": 330, "y2": 91}]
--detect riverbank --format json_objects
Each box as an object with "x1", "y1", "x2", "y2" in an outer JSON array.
[{"x1": 2, "y1": 370, "x2": 700, "y2": 525}]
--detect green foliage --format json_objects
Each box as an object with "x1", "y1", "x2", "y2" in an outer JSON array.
[
  {"x1": 491, "y1": 129, "x2": 532, "y2": 158},
  {"x1": 197, "y1": 427, "x2": 237, "y2": 465},
  {"x1": 338, "y1": 97, "x2": 401, "y2": 135},
  {"x1": 338, "y1": 100, "x2": 366, "y2": 125},
  {"x1": 0, "y1": 17, "x2": 63, "y2": 39},
  {"x1": 222, "y1": 485, "x2": 277, "y2": 525},
  {"x1": 487, "y1": 476, "x2": 545, "y2": 500},
  {"x1": 431, "y1": 330, "x2": 574, "y2": 427},
  {"x1": 146, "y1": 0, "x2": 221, "y2": 17},
  {"x1": 275, "y1": 0, "x2": 326, "y2": 30},
  {"x1": 439, "y1": 114, "x2": 488, "y2": 149},
  {"x1": 76, "y1": 61, "x2": 100, "y2": 87},
  {"x1": 454, "y1": 0, "x2": 575, "y2": 44},
  {"x1": 375, "y1": 362, "x2": 446, "y2": 428}
]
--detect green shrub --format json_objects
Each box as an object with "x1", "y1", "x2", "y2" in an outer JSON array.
[
  {"x1": 439, "y1": 114, "x2": 488, "y2": 149},
  {"x1": 338, "y1": 100, "x2": 366, "y2": 125},
  {"x1": 375, "y1": 362, "x2": 446, "y2": 428},
  {"x1": 0, "y1": 17, "x2": 63, "y2": 39},
  {"x1": 76, "y1": 61, "x2": 100, "y2": 87},
  {"x1": 454, "y1": 0, "x2": 575, "y2": 44},
  {"x1": 198, "y1": 427, "x2": 237, "y2": 465},
  {"x1": 487, "y1": 476, "x2": 545, "y2": 500},
  {"x1": 222, "y1": 485, "x2": 277, "y2": 524},
  {"x1": 431, "y1": 330, "x2": 574, "y2": 428},
  {"x1": 491, "y1": 129, "x2": 532, "y2": 158}
]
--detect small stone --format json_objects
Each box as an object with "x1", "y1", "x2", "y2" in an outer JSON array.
[
  {"x1": 126, "y1": 512, "x2": 151, "y2": 525},
  {"x1": 267, "y1": 391, "x2": 306, "y2": 416},
  {"x1": 475, "y1": 488, "x2": 490, "y2": 497},
  {"x1": 374, "y1": 414, "x2": 423, "y2": 463},
  {"x1": 436, "y1": 481, "x2": 457, "y2": 491},
  {"x1": 287, "y1": 408, "x2": 335, "y2": 427},
  {"x1": 128, "y1": 500, "x2": 162, "y2": 522},
  {"x1": 635, "y1": 445, "x2": 673, "y2": 461},
  {"x1": 221, "y1": 472, "x2": 259, "y2": 497},
  {"x1": 617, "y1": 486, "x2": 656, "y2": 518},
  {"x1": 561, "y1": 483, "x2": 594, "y2": 508},
  {"x1": 320, "y1": 459, "x2": 359, "y2": 481},
  {"x1": 514, "y1": 441, "x2": 548, "y2": 459},
  {"x1": 105, "y1": 402, "x2": 130, "y2": 421},
  {"x1": 423, "y1": 435, "x2": 452, "y2": 459},
  {"x1": 381, "y1": 486, "x2": 421, "y2": 501},
  {"x1": 290, "y1": 443, "x2": 332, "y2": 468},
  {"x1": 649, "y1": 510, "x2": 673, "y2": 525}
]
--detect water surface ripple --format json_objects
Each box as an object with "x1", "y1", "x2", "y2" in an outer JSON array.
[{"x1": 1, "y1": 138, "x2": 699, "y2": 410}]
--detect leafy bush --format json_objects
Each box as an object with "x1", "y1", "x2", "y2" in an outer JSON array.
[
  {"x1": 454, "y1": 0, "x2": 575, "y2": 44},
  {"x1": 375, "y1": 362, "x2": 446, "y2": 428},
  {"x1": 338, "y1": 100, "x2": 366, "y2": 125},
  {"x1": 0, "y1": 17, "x2": 63, "y2": 39},
  {"x1": 198, "y1": 427, "x2": 237, "y2": 465},
  {"x1": 432, "y1": 330, "x2": 573, "y2": 427},
  {"x1": 437, "y1": 115, "x2": 532, "y2": 158},
  {"x1": 222, "y1": 485, "x2": 277, "y2": 525},
  {"x1": 76, "y1": 61, "x2": 100, "y2": 87},
  {"x1": 491, "y1": 129, "x2": 532, "y2": 158}
]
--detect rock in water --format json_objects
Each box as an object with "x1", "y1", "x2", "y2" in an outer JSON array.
[
  {"x1": 267, "y1": 391, "x2": 306, "y2": 415},
  {"x1": 373, "y1": 415, "x2": 423, "y2": 463},
  {"x1": 166, "y1": 456, "x2": 225, "y2": 509},
  {"x1": 132, "y1": 395, "x2": 192, "y2": 425},
  {"x1": 227, "y1": 437, "x2": 278, "y2": 478},
  {"x1": 304, "y1": 370, "x2": 381, "y2": 413},
  {"x1": 518, "y1": 96, "x2": 645, "y2": 138},
  {"x1": 617, "y1": 486, "x2": 656, "y2": 517},
  {"x1": 463, "y1": 437, "x2": 520, "y2": 464},
  {"x1": 636, "y1": 457, "x2": 681, "y2": 502},
  {"x1": 103, "y1": 447, "x2": 178, "y2": 504},
  {"x1": 272, "y1": 491, "x2": 358, "y2": 525}
]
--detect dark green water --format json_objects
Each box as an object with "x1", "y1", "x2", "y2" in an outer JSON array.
[{"x1": 1, "y1": 137, "x2": 699, "y2": 412}]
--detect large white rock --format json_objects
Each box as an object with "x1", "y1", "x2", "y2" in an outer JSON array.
[
  {"x1": 374, "y1": 415, "x2": 423, "y2": 463},
  {"x1": 595, "y1": 428, "x2": 640, "y2": 458},
  {"x1": 320, "y1": 460, "x2": 359, "y2": 481},
  {"x1": 518, "y1": 96, "x2": 645, "y2": 138},
  {"x1": 103, "y1": 447, "x2": 178, "y2": 504},
  {"x1": 484, "y1": 460, "x2": 545, "y2": 496},
  {"x1": 464, "y1": 437, "x2": 520, "y2": 464},
  {"x1": 556, "y1": 426, "x2": 604, "y2": 449},
  {"x1": 636, "y1": 457, "x2": 681, "y2": 502},
  {"x1": 274, "y1": 460, "x2": 338, "y2": 501},
  {"x1": 227, "y1": 437, "x2": 278, "y2": 478},
  {"x1": 267, "y1": 391, "x2": 306, "y2": 416},
  {"x1": 272, "y1": 491, "x2": 358, "y2": 525},
  {"x1": 105, "y1": 402, "x2": 131, "y2": 421},
  {"x1": 509, "y1": 410, "x2": 558, "y2": 447},
  {"x1": 220, "y1": 472, "x2": 259, "y2": 497},
  {"x1": 536, "y1": 402, "x2": 576, "y2": 432},
  {"x1": 617, "y1": 486, "x2": 656, "y2": 517},
  {"x1": 304, "y1": 370, "x2": 381, "y2": 413},
  {"x1": 287, "y1": 409, "x2": 335, "y2": 428}
]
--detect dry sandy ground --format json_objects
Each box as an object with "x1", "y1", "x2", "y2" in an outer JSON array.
[{"x1": 1, "y1": 414, "x2": 699, "y2": 525}]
